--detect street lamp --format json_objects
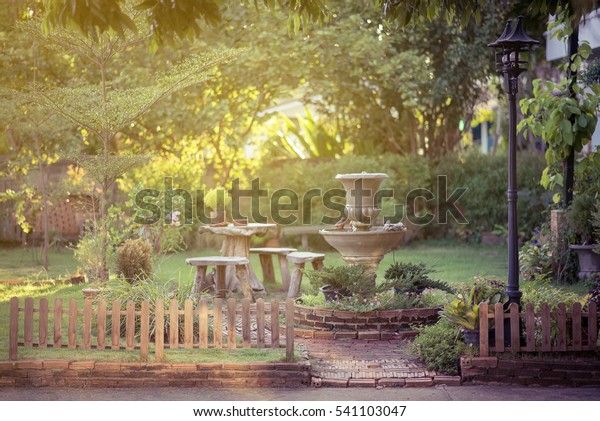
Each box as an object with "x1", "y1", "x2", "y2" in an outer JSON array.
[{"x1": 488, "y1": 16, "x2": 539, "y2": 308}]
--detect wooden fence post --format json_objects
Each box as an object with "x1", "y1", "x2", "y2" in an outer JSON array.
[
  {"x1": 479, "y1": 303, "x2": 489, "y2": 357},
  {"x1": 213, "y1": 298, "x2": 223, "y2": 348},
  {"x1": 509, "y1": 303, "x2": 520, "y2": 353},
  {"x1": 155, "y1": 300, "x2": 164, "y2": 361},
  {"x1": 9, "y1": 297, "x2": 19, "y2": 360},
  {"x1": 198, "y1": 299, "x2": 208, "y2": 348},
  {"x1": 111, "y1": 300, "x2": 121, "y2": 350},
  {"x1": 256, "y1": 298, "x2": 265, "y2": 349},
  {"x1": 140, "y1": 301, "x2": 150, "y2": 361},
  {"x1": 572, "y1": 302, "x2": 582, "y2": 351},
  {"x1": 169, "y1": 299, "x2": 179, "y2": 350},
  {"x1": 83, "y1": 299, "x2": 92, "y2": 350},
  {"x1": 556, "y1": 303, "x2": 567, "y2": 352},
  {"x1": 242, "y1": 298, "x2": 251, "y2": 349},
  {"x1": 494, "y1": 303, "x2": 504, "y2": 353},
  {"x1": 97, "y1": 300, "x2": 107, "y2": 350},
  {"x1": 540, "y1": 302, "x2": 551, "y2": 352},
  {"x1": 184, "y1": 299, "x2": 193, "y2": 349},
  {"x1": 285, "y1": 299, "x2": 294, "y2": 361}
]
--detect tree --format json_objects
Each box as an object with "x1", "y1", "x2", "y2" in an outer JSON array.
[
  {"x1": 18, "y1": 6, "x2": 239, "y2": 282},
  {"x1": 40, "y1": 0, "x2": 599, "y2": 43}
]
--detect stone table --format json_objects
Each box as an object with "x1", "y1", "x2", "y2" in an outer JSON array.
[{"x1": 199, "y1": 223, "x2": 276, "y2": 292}]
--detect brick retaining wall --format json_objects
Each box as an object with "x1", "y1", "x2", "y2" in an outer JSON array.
[
  {"x1": 460, "y1": 356, "x2": 600, "y2": 387},
  {"x1": 293, "y1": 305, "x2": 439, "y2": 338},
  {"x1": 0, "y1": 360, "x2": 311, "y2": 388}
]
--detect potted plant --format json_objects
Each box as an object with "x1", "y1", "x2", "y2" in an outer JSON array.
[
  {"x1": 439, "y1": 285, "x2": 481, "y2": 346},
  {"x1": 204, "y1": 187, "x2": 231, "y2": 226},
  {"x1": 567, "y1": 194, "x2": 600, "y2": 279},
  {"x1": 306, "y1": 265, "x2": 370, "y2": 301},
  {"x1": 382, "y1": 261, "x2": 454, "y2": 295},
  {"x1": 439, "y1": 278, "x2": 506, "y2": 346}
]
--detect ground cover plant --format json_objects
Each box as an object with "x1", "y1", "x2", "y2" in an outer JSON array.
[{"x1": 408, "y1": 318, "x2": 470, "y2": 375}]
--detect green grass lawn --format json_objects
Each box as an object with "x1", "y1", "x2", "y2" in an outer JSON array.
[
  {"x1": 0, "y1": 241, "x2": 510, "y2": 285},
  {"x1": 0, "y1": 241, "x2": 511, "y2": 362}
]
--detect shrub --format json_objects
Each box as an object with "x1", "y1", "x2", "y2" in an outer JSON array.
[
  {"x1": 297, "y1": 288, "x2": 447, "y2": 312},
  {"x1": 74, "y1": 226, "x2": 111, "y2": 282},
  {"x1": 567, "y1": 194, "x2": 598, "y2": 244},
  {"x1": 430, "y1": 151, "x2": 548, "y2": 237},
  {"x1": 306, "y1": 265, "x2": 371, "y2": 295},
  {"x1": 382, "y1": 261, "x2": 454, "y2": 294},
  {"x1": 408, "y1": 319, "x2": 467, "y2": 375},
  {"x1": 586, "y1": 274, "x2": 600, "y2": 306},
  {"x1": 521, "y1": 280, "x2": 588, "y2": 312},
  {"x1": 519, "y1": 227, "x2": 554, "y2": 282},
  {"x1": 116, "y1": 238, "x2": 153, "y2": 283}
]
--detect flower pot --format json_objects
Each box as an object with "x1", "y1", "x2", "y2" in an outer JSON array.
[
  {"x1": 320, "y1": 285, "x2": 350, "y2": 301},
  {"x1": 569, "y1": 244, "x2": 600, "y2": 279},
  {"x1": 461, "y1": 328, "x2": 480, "y2": 347}
]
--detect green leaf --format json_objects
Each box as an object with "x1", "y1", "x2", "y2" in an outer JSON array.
[
  {"x1": 578, "y1": 114, "x2": 588, "y2": 128},
  {"x1": 552, "y1": 193, "x2": 561, "y2": 204}
]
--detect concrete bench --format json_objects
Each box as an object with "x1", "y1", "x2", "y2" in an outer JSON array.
[
  {"x1": 186, "y1": 256, "x2": 254, "y2": 301},
  {"x1": 286, "y1": 251, "x2": 325, "y2": 298},
  {"x1": 249, "y1": 247, "x2": 297, "y2": 290}
]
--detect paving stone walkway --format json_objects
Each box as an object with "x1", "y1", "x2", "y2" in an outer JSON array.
[{"x1": 298, "y1": 338, "x2": 461, "y2": 388}]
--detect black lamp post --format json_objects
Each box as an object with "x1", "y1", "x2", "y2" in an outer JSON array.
[{"x1": 488, "y1": 16, "x2": 539, "y2": 308}]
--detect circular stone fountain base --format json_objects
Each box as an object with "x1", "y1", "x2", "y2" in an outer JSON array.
[
  {"x1": 320, "y1": 227, "x2": 403, "y2": 284},
  {"x1": 292, "y1": 304, "x2": 440, "y2": 339}
]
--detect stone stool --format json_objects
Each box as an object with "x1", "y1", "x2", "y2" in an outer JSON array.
[
  {"x1": 249, "y1": 247, "x2": 297, "y2": 290},
  {"x1": 186, "y1": 256, "x2": 254, "y2": 301},
  {"x1": 286, "y1": 252, "x2": 325, "y2": 298}
]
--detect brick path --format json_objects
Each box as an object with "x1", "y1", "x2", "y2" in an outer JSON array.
[{"x1": 298, "y1": 338, "x2": 461, "y2": 388}]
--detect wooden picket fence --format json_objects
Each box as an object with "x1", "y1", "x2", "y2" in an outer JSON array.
[
  {"x1": 479, "y1": 302, "x2": 599, "y2": 357},
  {"x1": 8, "y1": 297, "x2": 295, "y2": 361}
]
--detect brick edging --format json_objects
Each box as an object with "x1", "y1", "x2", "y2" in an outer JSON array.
[
  {"x1": 283, "y1": 324, "x2": 419, "y2": 340},
  {"x1": 460, "y1": 356, "x2": 600, "y2": 387},
  {"x1": 292, "y1": 305, "x2": 439, "y2": 336},
  {"x1": 0, "y1": 360, "x2": 311, "y2": 388}
]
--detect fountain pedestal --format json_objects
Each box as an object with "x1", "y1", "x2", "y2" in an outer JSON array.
[{"x1": 320, "y1": 172, "x2": 405, "y2": 286}]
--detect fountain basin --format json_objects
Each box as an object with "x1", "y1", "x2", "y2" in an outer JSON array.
[{"x1": 319, "y1": 227, "x2": 403, "y2": 271}]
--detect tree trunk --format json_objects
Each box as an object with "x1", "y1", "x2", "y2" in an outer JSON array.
[
  {"x1": 563, "y1": 23, "x2": 579, "y2": 208},
  {"x1": 35, "y1": 135, "x2": 49, "y2": 271}
]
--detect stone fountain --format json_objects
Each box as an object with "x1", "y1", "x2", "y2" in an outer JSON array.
[{"x1": 320, "y1": 172, "x2": 406, "y2": 285}]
